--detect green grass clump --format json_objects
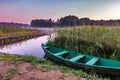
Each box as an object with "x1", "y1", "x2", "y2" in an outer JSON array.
[
  {"x1": 0, "y1": 26, "x2": 38, "y2": 37},
  {"x1": 47, "y1": 26, "x2": 120, "y2": 60},
  {"x1": 0, "y1": 54, "x2": 18, "y2": 61}
]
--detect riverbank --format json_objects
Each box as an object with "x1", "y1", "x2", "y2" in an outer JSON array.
[
  {"x1": 0, "y1": 26, "x2": 39, "y2": 37},
  {"x1": 0, "y1": 52, "x2": 110, "y2": 80},
  {"x1": 0, "y1": 27, "x2": 51, "y2": 47}
]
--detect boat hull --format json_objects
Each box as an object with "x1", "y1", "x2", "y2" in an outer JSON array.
[{"x1": 42, "y1": 44, "x2": 120, "y2": 76}]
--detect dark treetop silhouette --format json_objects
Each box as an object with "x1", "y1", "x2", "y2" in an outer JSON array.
[{"x1": 31, "y1": 15, "x2": 120, "y2": 27}]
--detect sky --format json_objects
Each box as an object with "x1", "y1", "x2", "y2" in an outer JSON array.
[{"x1": 0, "y1": 0, "x2": 120, "y2": 24}]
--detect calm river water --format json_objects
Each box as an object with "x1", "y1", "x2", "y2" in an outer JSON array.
[{"x1": 0, "y1": 35, "x2": 50, "y2": 58}]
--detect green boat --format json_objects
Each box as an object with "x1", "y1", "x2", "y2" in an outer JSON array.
[{"x1": 42, "y1": 44, "x2": 120, "y2": 76}]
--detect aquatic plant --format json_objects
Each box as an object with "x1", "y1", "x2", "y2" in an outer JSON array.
[{"x1": 47, "y1": 26, "x2": 120, "y2": 60}]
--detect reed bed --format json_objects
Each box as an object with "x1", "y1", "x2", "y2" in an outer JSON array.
[
  {"x1": 47, "y1": 26, "x2": 120, "y2": 61},
  {"x1": 0, "y1": 26, "x2": 38, "y2": 37}
]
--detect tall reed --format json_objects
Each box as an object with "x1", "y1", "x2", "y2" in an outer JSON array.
[
  {"x1": 47, "y1": 26, "x2": 120, "y2": 60},
  {"x1": 0, "y1": 26, "x2": 38, "y2": 37}
]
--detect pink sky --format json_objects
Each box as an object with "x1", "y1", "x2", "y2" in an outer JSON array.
[{"x1": 0, "y1": 0, "x2": 120, "y2": 24}]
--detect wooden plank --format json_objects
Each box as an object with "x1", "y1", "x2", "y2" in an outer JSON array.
[
  {"x1": 44, "y1": 46, "x2": 49, "y2": 49},
  {"x1": 69, "y1": 55, "x2": 85, "y2": 62},
  {"x1": 85, "y1": 57, "x2": 100, "y2": 65},
  {"x1": 54, "y1": 51, "x2": 69, "y2": 56}
]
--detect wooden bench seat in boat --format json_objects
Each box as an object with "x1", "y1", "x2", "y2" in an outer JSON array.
[
  {"x1": 69, "y1": 55, "x2": 85, "y2": 62},
  {"x1": 44, "y1": 46, "x2": 49, "y2": 49},
  {"x1": 85, "y1": 57, "x2": 100, "y2": 65},
  {"x1": 54, "y1": 51, "x2": 69, "y2": 56}
]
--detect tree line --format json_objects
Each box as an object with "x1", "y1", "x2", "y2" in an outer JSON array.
[
  {"x1": 31, "y1": 15, "x2": 120, "y2": 27},
  {"x1": 0, "y1": 22, "x2": 29, "y2": 27},
  {"x1": 31, "y1": 19, "x2": 54, "y2": 27}
]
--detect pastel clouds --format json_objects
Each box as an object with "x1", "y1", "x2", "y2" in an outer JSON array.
[{"x1": 0, "y1": 0, "x2": 120, "y2": 24}]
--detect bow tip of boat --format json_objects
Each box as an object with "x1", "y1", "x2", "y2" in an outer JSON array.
[{"x1": 41, "y1": 43, "x2": 45, "y2": 47}]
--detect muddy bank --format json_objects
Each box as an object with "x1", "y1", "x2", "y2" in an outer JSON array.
[{"x1": 0, "y1": 53, "x2": 86, "y2": 80}]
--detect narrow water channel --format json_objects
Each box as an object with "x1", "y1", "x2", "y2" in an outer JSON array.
[{"x1": 0, "y1": 35, "x2": 50, "y2": 58}]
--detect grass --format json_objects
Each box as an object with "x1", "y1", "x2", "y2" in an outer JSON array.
[
  {"x1": 0, "y1": 54, "x2": 111, "y2": 80},
  {"x1": 0, "y1": 26, "x2": 38, "y2": 37},
  {"x1": 47, "y1": 26, "x2": 120, "y2": 60}
]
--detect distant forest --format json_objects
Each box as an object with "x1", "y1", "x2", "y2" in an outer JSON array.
[
  {"x1": 31, "y1": 15, "x2": 120, "y2": 27},
  {"x1": 0, "y1": 22, "x2": 29, "y2": 27}
]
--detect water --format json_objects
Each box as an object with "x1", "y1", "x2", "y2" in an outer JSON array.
[{"x1": 0, "y1": 35, "x2": 50, "y2": 58}]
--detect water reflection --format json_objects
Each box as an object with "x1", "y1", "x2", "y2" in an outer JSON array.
[{"x1": 0, "y1": 35, "x2": 49, "y2": 58}]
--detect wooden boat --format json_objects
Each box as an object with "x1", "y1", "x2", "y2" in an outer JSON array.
[{"x1": 42, "y1": 44, "x2": 120, "y2": 76}]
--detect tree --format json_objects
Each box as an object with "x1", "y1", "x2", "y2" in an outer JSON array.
[
  {"x1": 31, "y1": 19, "x2": 54, "y2": 27},
  {"x1": 59, "y1": 15, "x2": 79, "y2": 26},
  {"x1": 79, "y1": 18, "x2": 90, "y2": 26}
]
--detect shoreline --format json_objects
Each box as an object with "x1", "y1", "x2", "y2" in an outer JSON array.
[{"x1": 0, "y1": 52, "x2": 87, "y2": 80}]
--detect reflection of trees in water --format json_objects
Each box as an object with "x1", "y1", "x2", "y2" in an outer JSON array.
[
  {"x1": 0, "y1": 36, "x2": 47, "y2": 49},
  {"x1": 0, "y1": 40, "x2": 26, "y2": 49},
  {"x1": 0, "y1": 35, "x2": 49, "y2": 58}
]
